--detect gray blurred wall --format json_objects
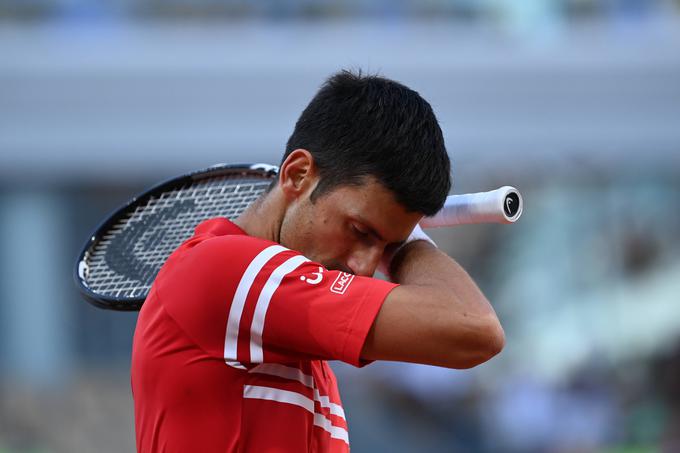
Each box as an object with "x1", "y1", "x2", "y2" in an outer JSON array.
[{"x1": 2, "y1": 20, "x2": 679, "y2": 186}]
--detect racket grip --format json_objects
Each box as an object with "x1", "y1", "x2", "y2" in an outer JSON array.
[{"x1": 421, "y1": 186, "x2": 523, "y2": 228}]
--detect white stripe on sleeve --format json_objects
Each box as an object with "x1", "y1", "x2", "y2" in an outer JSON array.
[
  {"x1": 224, "y1": 245, "x2": 287, "y2": 366},
  {"x1": 249, "y1": 254, "x2": 309, "y2": 363}
]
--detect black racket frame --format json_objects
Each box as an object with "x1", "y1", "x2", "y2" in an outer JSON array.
[{"x1": 73, "y1": 163, "x2": 278, "y2": 311}]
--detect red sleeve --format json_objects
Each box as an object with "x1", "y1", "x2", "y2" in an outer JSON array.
[
  {"x1": 259, "y1": 259, "x2": 397, "y2": 367},
  {"x1": 156, "y1": 235, "x2": 397, "y2": 368}
]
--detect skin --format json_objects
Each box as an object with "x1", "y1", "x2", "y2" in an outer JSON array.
[{"x1": 235, "y1": 149, "x2": 505, "y2": 369}]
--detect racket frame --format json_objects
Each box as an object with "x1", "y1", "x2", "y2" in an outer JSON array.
[{"x1": 73, "y1": 163, "x2": 278, "y2": 311}]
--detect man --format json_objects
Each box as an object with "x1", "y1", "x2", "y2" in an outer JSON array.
[{"x1": 131, "y1": 70, "x2": 504, "y2": 452}]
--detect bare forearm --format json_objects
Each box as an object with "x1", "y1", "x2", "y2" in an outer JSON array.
[
  {"x1": 365, "y1": 240, "x2": 505, "y2": 368},
  {"x1": 390, "y1": 241, "x2": 497, "y2": 320}
]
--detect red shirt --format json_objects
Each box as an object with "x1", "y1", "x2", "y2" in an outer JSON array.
[{"x1": 131, "y1": 217, "x2": 397, "y2": 452}]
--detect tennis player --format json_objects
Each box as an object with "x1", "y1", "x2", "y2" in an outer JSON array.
[{"x1": 131, "y1": 70, "x2": 505, "y2": 452}]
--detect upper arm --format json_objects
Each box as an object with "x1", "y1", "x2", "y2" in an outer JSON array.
[
  {"x1": 257, "y1": 261, "x2": 396, "y2": 366},
  {"x1": 159, "y1": 236, "x2": 397, "y2": 367},
  {"x1": 360, "y1": 284, "x2": 505, "y2": 369}
]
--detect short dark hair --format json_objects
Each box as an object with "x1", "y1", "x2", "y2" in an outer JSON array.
[{"x1": 281, "y1": 69, "x2": 451, "y2": 216}]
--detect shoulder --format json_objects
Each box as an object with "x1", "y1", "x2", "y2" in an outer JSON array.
[
  {"x1": 150, "y1": 234, "x2": 296, "y2": 347},
  {"x1": 187, "y1": 233, "x2": 277, "y2": 259},
  {"x1": 163, "y1": 234, "x2": 286, "y2": 286}
]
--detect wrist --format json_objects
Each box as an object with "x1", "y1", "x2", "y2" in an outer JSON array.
[
  {"x1": 378, "y1": 225, "x2": 436, "y2": 280},
  {"x1": 388, "y1": 240, "x2": 435, "y2": 277},
  {"x1": 406, "y1": 224, "x2": 436, "y2": 248}
]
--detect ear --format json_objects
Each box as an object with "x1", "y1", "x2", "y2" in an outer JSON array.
[{"x1": 278, "y1": 149, "x2": 318, "y2": 200}]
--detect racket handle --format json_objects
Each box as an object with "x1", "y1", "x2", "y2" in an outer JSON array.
[{"x1": 421, "y1": 186, "x2": 523, "y2": 228}]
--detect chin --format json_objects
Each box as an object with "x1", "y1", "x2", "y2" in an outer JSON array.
[
  {"x1": 322, "y1": 260, "x2": 352, "y2": 274},
  {"x1": 296, "y1": 248, "x2": 350, "y2": 274}
]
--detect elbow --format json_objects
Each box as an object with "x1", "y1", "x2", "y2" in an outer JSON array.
[
  {"x1": 451, "y1": 316, "x2": 505, "y2": 370},
  {"x1": 484, "y1": 319, "x2": 506, "y2": 361}
]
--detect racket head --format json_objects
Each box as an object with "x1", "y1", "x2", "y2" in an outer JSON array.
[{"x1": 74, "y1": 163, "x2": 278, "y2": 311}]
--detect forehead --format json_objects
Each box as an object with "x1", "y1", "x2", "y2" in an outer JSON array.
[{"x1": 318, "y1": 178, "x2": 423, "y2": 242}]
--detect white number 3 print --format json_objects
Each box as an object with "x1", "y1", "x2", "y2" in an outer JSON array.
[{"x1": 300, "y1": 267, "x2": 324, "y2": 285}]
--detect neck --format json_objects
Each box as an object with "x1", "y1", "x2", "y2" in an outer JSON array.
[{"x1": 233, "y1": 192, "x2": 285, "y2": 244}]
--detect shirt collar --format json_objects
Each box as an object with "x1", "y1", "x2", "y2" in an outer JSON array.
[{"x1": 193, "y1": 217, "x2": 247, "y2": 237}]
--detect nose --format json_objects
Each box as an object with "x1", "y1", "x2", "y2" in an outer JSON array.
[{"x1": 346, "y1": 245, "x2": 383, "y2": 277}]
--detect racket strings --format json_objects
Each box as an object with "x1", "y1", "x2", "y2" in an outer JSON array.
[{"x1": 83, "y1": 175, "x2": 271, "y2": 299}]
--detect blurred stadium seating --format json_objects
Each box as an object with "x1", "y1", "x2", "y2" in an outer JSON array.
[{"x1": 1, "y1": 1, "x2": 679, "y2": 451}]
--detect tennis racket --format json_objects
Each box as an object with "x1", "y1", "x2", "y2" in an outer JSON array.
[{"x1": 74, "y1": 163, "x2": 522, "y2": 311}]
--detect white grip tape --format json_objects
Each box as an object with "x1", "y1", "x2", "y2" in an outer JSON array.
[{"x1": 420, "y1": 186, "x2": 522, "y2": 228}]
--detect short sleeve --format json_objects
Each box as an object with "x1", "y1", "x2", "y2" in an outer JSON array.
[
  {"x1": 155, "y1": 235, "x2": 397, "y2": 368},
  {"x1": 260, "y1": 260, "x2": 397, "y2": 367}
]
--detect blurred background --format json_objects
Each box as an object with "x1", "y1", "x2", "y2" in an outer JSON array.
[{"x1": 1, "y1": 0, "x2": 680, "y2": 451}]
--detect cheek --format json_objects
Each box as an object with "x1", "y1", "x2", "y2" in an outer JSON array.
[
  {"x1": 306, "y1": 219, "x2": 348, "y2": 260},
  {"x1": 280, "y1": 204, "x2": 328, "y2": 252},
  {"x1": 280, "y1": 202, "x2": 352, "y2": 261}
]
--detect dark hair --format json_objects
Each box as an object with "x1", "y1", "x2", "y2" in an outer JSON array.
[{"x1": 281, "y1": 69, "x2": 451, "y2": 216}]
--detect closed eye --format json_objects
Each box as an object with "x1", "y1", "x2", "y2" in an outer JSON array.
[
  {"x1": 351, "y1": 223, "x2": 370, "y2": 236},
  {"x1": 351, "y1": 223, "x2": 370, "y2": 238}
]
